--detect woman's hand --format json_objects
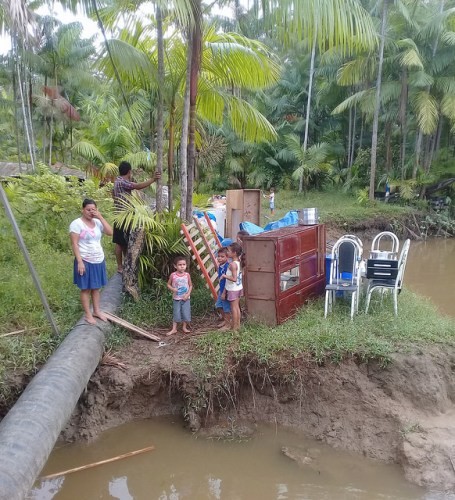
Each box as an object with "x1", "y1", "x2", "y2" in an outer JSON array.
[{"x1": 77, "y1": 261, "x2": 86, "y2": 276}]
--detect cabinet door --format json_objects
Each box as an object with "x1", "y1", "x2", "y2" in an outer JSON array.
[
  {"x1": 277, "y1": 289, "x2": 304, "y2": 323},
  {"x1": 300, "y1": 226, "x2": 317, "y2": 254},
  {"x1": 300, "y1": 253, "x2": 318, "y2": 284},
  {"x1": 278, "y1": 235, "x2": 300, "y2": 263}
]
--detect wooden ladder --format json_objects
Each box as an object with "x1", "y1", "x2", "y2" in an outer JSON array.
[{"x1": 181, "y1": 213, "x2": 222, "y2": 300}]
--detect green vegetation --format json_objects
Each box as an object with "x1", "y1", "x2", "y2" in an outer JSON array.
[
  {"x1": 190, "y1": 291, "x2": 455, "y2": 382},
  {"x1": 1, "y1": 0, "x2": 455, "y2": 409},
  {"x1": 0, "y1": 173, "x2": 454, "y2": 410},
  {"x1": 259, "y1": 189, "x2": 413, "y2": 226}
]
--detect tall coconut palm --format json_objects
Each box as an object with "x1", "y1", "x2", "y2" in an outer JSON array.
[{"x1": 369, "y1": 0, "x2": 390, "y2": 201}]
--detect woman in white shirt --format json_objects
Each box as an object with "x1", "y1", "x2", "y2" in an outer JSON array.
[{"x1": 69, "y1": 199, "x2": 113, "y2": 324}]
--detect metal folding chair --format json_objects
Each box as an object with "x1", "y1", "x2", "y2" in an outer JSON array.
[
  {"x1": 365, "y1": 239, "x2": 411, "y2": 316},
  {"x1": 324, "y1": 235, "x2": 363, "y2": 320}
]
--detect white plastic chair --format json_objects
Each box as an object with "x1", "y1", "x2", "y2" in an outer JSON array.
[
  {"x1": 370, "y1": 231, "x2": 399, "y2": 260},
  {"x1": 365, "y1": 239, "x2": 411, "y2": 316},
  {"x1": 325, "y1": 236, "x2": 363, "y2": 320}
]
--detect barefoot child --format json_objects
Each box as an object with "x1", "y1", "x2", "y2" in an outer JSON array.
[
  {"x1": 166, "y1": 256, "x2": 192, "y2": 335},
  {"x1": 220, "y1": 242, "x2": 243, "y2": 331},
  {"x1": 215, "y1": 247, "x2": 231, "y2": 328}
]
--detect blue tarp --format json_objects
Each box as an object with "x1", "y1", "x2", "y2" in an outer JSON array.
[
  {"x1": 263, "y1": 210, "x2": 299, "y2": 231},
  {"x1": 239, "y1": 221, "x2": 264, "y2": 235}
]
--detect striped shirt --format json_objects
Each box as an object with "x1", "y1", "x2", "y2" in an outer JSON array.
[{"x1": 113, "y1": 176, "x2": 134, "y2": 210}]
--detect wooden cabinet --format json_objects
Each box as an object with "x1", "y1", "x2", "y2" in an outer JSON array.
[
  {"x1": 242, "y1": 224, "x2": 326, "y2": 325},
  {"x1": 226, "y1": 189, "x2": 261, "y2": 237}
]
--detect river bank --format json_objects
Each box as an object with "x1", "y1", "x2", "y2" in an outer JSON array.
[
  {"x1": 1, "y1": 201, "x2": 455, "y2": 495},
  {"x1": 62, "y1": 331, "x2": 455, "y2": 492}
]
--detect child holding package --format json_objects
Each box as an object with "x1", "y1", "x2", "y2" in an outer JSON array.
[
  {"x1": 166, "y1": 256, "x2": 192, "y2": 335},
  {"x1": 215, "y1": 247, "x2": 231, "y2": 329},
  {"x1": 220, "y1": 242, "x2": 243, "y2": 331}
]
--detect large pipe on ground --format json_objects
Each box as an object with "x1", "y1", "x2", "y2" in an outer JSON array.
[{"x1": 0, "y1": 274, "x2": 123, "y2": 500}]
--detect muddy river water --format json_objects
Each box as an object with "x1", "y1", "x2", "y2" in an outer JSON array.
[{"x1": 30, "y1": 239, "x2": 455, "y2": 500}]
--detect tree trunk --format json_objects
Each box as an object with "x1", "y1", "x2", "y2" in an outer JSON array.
[
  {"x1": 349, "y1": 104, "x2": 357, "y2": 170},
  {"x1": 155, "y1": 5, "x2": 164, "y2": 212},
  {"x1": 427, "y1": 117, "x2": 443, "y2": 174},
  {"x1": 16, "y1": 59, "x2": 35, "y2": 171},
  {"x1": 186, "y1": 2, "x2": 202, "y2": 219},
  {"x1": 179, "y1": 34, "x2": 192, "y2": 222},
  {"x1": 26, "y1": 72, "x2": 36, "y2": 165},
  {"x1": 299, "y1": 29, "x2": 317, "y2": 193},
  {"x1": 384, "y1": 121, "x2": 392, "y2": 173},
  {"x1": 11, "y1": 51, "x2": 22, "y2": 171},
  {"x1": 123, "y1": 228, "x2": 146, "y2": 301},
  {"x1": 168, "y1": 100, "x2": 176, "y2": 211},
  {"x1": 347, "y1": 106, "x2": 353, "y2": 171},
  {"x1": 399, "y1": 68, "x2": 408, "y2": 179},
  {"x1": 413, "y1": 129, "x2": 423, "y2": 180},
  {"x1": 369, "y1": 0, "x2": 388, "y2": 201}
]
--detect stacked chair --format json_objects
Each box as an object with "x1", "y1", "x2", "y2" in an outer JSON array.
[
  {"x1": 324, "y1": 235, "x2": 363, "y2": 320},
  {"x1": 365, "y1": 238, "x2": 411, "y2": 316}
]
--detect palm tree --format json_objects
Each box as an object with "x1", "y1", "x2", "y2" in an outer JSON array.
[
  {"x1": 370, "y1": 0, "x2": 390, "y2": 201},
  {"x1": 283, "y1": 134, "x2": 332, "y2": 192}
]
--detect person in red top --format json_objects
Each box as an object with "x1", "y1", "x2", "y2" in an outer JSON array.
[
  {"x1": 166, "y1": 256, "x2": 193, "y2": 335},
  {"x1": 112, "y1": 161, "x2": 160, "y2": 273}
]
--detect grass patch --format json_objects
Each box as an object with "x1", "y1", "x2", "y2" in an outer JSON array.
[
  {"x1": 259, "y1": 189, "x2": 413, "y2": 227},
  {"x1": 189, "y1": 290, "x2": 455, "y2": 381}
]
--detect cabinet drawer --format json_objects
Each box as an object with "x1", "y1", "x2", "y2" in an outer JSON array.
[{"x1": 300, "y1": 226, "x2": 317, "y2": 253}]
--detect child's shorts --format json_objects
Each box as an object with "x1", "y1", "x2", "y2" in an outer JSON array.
[
  {"x1": 227, "y1": 289, "x2": 243, "y2": 301},
  {"x1": 215, "y1": 291, "x2": 231, "y2": 313},
  {"x1": 173, "y1": 299, "x2": 191, "y2": 322},
  {"x1": 269, "y1": 202, "x2": 275, "y2": 210}
]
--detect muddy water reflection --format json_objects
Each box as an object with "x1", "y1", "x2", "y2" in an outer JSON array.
[
  {"x1": 32, "y1": 418, "x2": 434, "y2": 500},
  {"x1": 405, "y1": 239, "x2": 455, "y2": 317}
]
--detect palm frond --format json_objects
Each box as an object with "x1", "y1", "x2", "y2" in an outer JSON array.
[
  {"x1": 414, "y1": 91, "x2": 439, "y2": 134},
  {"x1": 227, "y1": 96, "x2": 277, "y2": 143}
]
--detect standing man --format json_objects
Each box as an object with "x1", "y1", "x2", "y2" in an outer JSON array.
[{"x1": 112, "y1": 161, "x2": 160, "y2": 273}]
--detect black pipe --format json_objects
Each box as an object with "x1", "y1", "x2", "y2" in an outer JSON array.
[{"x1": 0, "y1": 273, "x2": 123, "y2": 500}]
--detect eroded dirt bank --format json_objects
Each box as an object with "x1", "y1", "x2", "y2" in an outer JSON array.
[{"x1": 62, "y1": 338, "x2": 455, "y2": 492}]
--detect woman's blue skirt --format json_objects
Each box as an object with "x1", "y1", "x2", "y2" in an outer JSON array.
[{"x1": 73, "y1": 259, "x2": 108, "y2": 290}]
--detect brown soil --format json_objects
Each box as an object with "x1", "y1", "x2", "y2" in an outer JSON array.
[{"x1": 61, "y1": 319, "x2": 455, "y2": 493}]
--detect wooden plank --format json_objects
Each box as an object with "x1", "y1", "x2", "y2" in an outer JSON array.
[
  {"x1": 181, "y1": 223, "x2": 217, "y2": 300},
  {"x1": 201, "y1": 253, "x2": 211, "y2": 266},
  {"x1": 0, "y1": 327, "x2": 39, "y2": 338},
  {"x1": 104, "y1": 312, "x2": 161, "y2": 342},
  {"x1": 41, "y1": 446, "x2": 155, "y2": 480},
  {"x1": 194, "y1": 216, "x2": 218, "y2": 268},
  {"x1": 204, "y1": 212, "x2": 222, "y2": 248}
]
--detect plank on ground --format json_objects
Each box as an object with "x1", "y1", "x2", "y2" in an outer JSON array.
[{"x1": 104, "y1": 312, "x2": 161, "y2": 341}]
